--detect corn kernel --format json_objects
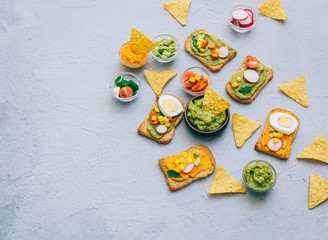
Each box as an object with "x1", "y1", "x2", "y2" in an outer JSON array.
[
  {"x1": 164, "y1": 117, "x2": 169, "y2": 123},
  {"x1": 194, "y1": 74, "x2": 200, "y2": 80},
  {"x1": 210, "y1": 44, "x2": 215, "y2": 48},
  {"x1": 215, "y1": 49, "x2": 220, "y2": 54},
  {"x1": 154, "y1": 107, "x2": 160, "y2": 112},
  {"x1": 151, "y1": 116, "x2": 157, "y2": 121},
  {"x1": 236, "y1": 77, "x2": 242, "y2": 82},
  {"x1": 203, "y1": 76, "x2": 209, "y2": 81},
  {"x1": 212, "y1": 53, "x2": 218, "y2": 57},
  {"x1": 199, "y1": 39, "x2": 204, "y2": 43},
  {"x1": 199, "y1": 48, "x2": 205, "y2": 52},
  {"x1": 273, "y1": 138, "x2": 279, "y2": 144},
  {"x1": 165, "y1": 122, "x2": 170, "y2": 128},
  {"x1": 189, "y1": 77, "x2": 195, "y2": 83},
  {"x1": 232, "y1": 82, "x2": 239, "y2": 88},
  {"x1": 269, "y1": 133, "x2": 273, "y2": 138}
]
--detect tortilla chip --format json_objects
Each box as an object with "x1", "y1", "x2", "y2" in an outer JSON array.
[
  {"x1": 297, "y1": 134, "x2": 328, "y2": 164},
  {"x1": 309, "y1": 174, "x2": 328, "y2": 209},
  {"x1": 130, "y1": 28, "x2": 157, "y2": 55},
  {"x1": 203, "y1": 87, "x2": 231, "y2": 115},
  {"x1": 259, "y1": 0, "x2": 287, "y2": 20},
  {"x1": 279, "y1": 75, "x2": 309, "y2": 107},
  {"x1": 144, "y1": 70, "x2": 177, "y2": 95},
  {"x1": 209, "y1": 165, "x2": 246, "y2": 194},
  {"x1": 164, "y1": 0, "x2": 191, "y2": 26},
  {"x1": 232, "y1": 113, "x2": 262, "y2": 148}
]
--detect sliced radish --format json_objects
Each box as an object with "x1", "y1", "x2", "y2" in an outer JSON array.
[
  {"x1": 232, "y1": 9, "x2": 248, "y2": 21},
  {"x1": 244, "y1": 69, "x2": 259, "y2": 83},
  {"x1": 239, "y1": 16, "x2": 254, "y2": 28},
  {"x1": 267, "y1": 138, "x2": 282, "y2": 152},
  {"x1": 182, "y1": 162, "x2": 195, "y2": 174},
  {"x1": 218, "y1": 47, "x2": 229, "y2": 58},
  {"x1": 231, "y1": 19, "x2": 240, "y2": 27},
  {"x1": 244, "y1": 9, "x2": 254, "y2": 18},
  {"x1": 156, "y1": 124, "x2": 167, "y2": 134}
]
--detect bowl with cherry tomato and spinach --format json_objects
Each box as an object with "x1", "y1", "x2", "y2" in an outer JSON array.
[
  {"x1": 111, "y1": 72, "x2": 140, "y2": 102},
  {"x1": 181, "y1": 67, "x2": 212, "y2": 96}
]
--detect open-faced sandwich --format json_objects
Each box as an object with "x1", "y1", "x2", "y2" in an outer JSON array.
[
  {"x1": 138, "y1": 94, "x2": 185, "y2": 144},
  {"x1": 159, "y1": 145, "x2": 216, "y2": 191},
  {"x1": 226, "y1": 56, "x2": 273, "y2": 104},
  {"x1": 255, "y1": 108, "x2": 300, "y2": 159},
  {"x1": 184, "y1": 29, "x2": 237, "y2": 72}
]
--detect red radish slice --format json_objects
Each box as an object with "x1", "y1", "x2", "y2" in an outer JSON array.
[
  {"x1": 244, "y1": 69, "x2": 259, "y2": 83},
  {"x1": 156, "y1": 125, "x2": 167, "y2": 134},
  {"x1": 244, "y1": 9, "x2": 254, "y2": 18},
  {"x1": 231, "y1": 19, "x2": 240, "y2": 27},
  {"x1": 267, "y1": 138, "x2": 282, "y2": 152},
  {"x1": 218, "y1": 47, "x2": 229, "y2": 58},
  {"x1": 182, "y1": 162, "x2": 195, "y2": 174},
  {"x1": 232, "y1": 9, "x2": 248, "y2": 21},
  {"x1": 239, "y1": 16, "x2": 254, "y2": 28}
]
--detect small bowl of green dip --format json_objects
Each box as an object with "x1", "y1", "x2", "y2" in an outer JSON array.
[
  {"x1": 184, "y1": 95, "x2": 230, "y2": 135},
  {"x1": 242, "y1": 160, "x2": 277, "y2": 193},
  {"x1": 151, "y1": 34, "x2": 179, "y2": 63}
]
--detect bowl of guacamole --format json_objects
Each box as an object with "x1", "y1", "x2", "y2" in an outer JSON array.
[
  {"x1": 242, "y1": 160, "x2": 277, "y2": 192},
  {"x1": 184, "y1": 96, "x2": 230, "y2": 134}
]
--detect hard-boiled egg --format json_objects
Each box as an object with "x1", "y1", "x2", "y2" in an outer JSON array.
[
  {"x1": 158, "y1": 95, "x2": 183, "y2": 117},
  {"x1": 269, "y1": 113, "x2": 298, "y2": 135}
]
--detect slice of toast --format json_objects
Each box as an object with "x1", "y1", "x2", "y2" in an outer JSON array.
[
  {"x1": 184, "y1": 29, "x2": 237, "y2": 72},
  {"x1": 159, "y1": 145, "x2": 216, "y2": 191},
  {"x1": 255, "y1": 108, "x2": 300, "y2": 159},
  {"x1": 225, "y1": 57, "x2": 273, "y2": 104},
  {"x1": 137, "y1": 95, "x2": 185, "y2": 144}
]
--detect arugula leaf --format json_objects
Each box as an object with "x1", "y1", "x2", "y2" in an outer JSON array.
[
  {"x1": 167, "y1": 170, "x2": 183, "y2": 179},
  {"x1": 191, "y1": 35, "x2": 198, "y2": 51},
  {"x1": 239, "y1": 86, "x2": 253, "y2": 93},
  {"x1": 114, "y1": 76, "x2": 121, "y2": 86}
]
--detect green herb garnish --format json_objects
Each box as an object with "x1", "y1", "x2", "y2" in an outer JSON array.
[
  {"x1": 191, "y1": 35, "x2": 198, "y2": 51},
  {"x1": 167, "y1": 170, "x2": 184, "y2": 179},
  {"x1": 269, "y1": 127, "x2": 277, "y2": 132},
  {"x1": 114, "y1": 76, "x2": 121, "y2": 85},
  {"x1": 239, "y1": 86, "x2": 253, "y2": 93}
]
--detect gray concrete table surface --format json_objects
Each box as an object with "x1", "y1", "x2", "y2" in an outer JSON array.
[{"x1": 1, "y1": 0, "x2": 328, "y2": 239}]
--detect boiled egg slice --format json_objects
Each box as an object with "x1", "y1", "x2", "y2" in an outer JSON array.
[
  {"x1": 269, "y1": 113, "x2": 298, "y2": 135},
  {"x1": 158, "y1": 95, "x2": 183, "y2": 117}
]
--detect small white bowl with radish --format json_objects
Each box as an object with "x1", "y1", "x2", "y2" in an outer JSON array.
[{"x1": 230, "y1": 6, "x2": 256, "y2": 33}]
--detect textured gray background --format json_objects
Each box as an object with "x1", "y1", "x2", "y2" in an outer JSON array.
[{"x1": 1, "y1": 0, "x2": 328, "y2": 239}]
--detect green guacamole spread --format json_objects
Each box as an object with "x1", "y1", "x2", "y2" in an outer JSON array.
[
  {"x1": 187, "y1": 97, "x2": 227, "y2": 132},
  {"x1": 146, "y1": 105, "x2": 175, "y2": 139},
  {"x1": 191, "y1": 33, "x2": 236, "y2": 66},
  {"x1": 229, "y1": 62, "x2": 268, "y2": 100},
  {"x1": 243, "y1": 161, "x2": 275, "y2": 190}
]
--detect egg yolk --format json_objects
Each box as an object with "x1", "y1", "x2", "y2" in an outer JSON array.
[
  {"x1": 278, "y1": 116, "x2": 293, "y2": 128},
  {"x1": 163, "y1": 100, "x2": 178, "y2": 113}
]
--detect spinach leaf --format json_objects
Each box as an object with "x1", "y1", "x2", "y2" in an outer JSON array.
[
  {"x1": 116, "y1": 80, "x2": 129, "y2": 88},
  {"x1": 114, "y1": 76, "x2": 121, "y2": 86},
  {"x1": 239, "y1": 86, "x2": 253, "y2": 93},
  {"x1": 191, "y1": 35, "x2": 198, "y2": 51},
  {"x1": 167, "y1": 170, "x2": 183, "y2": 179},
  {"x1": 128, "y1": 81, "x2": 139, "y2": 93}
]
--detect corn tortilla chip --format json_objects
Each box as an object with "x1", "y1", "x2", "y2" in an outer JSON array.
[
  {"x1": 209, "y1": 165, "x2": 246, "y2": 194},
  {"x1": 279, "y1": 75, "x2": 309, "y2": 107},
  {"x1": 297, "y1": 134, "x2": 328, "y2": 164},
  {"x1": 203, "y1": 87, "x2": 231, "y2": 115},
  {"x1": 144, "y1": 70, "x2": 177, "y2": 95},
  {"x1": 164, "y1": 0, "x2": 191, "y2": 26},
  {"x1": 232, "y1": 113, "x2": 262, "y2": 148},
  {"x1": 309, "y1": 174, "x2": 328, "y2": 209},
  {"x1": 130, "y1": 28, "x2": 157, "y2": 55},
  {"x1": 259, "y1": 0, "x2": 287, "y2": 20}
]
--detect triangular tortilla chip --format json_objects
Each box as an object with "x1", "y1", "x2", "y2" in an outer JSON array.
[
  {"x1": 232, "y1": 113, "x2": 262, "y2": 148},
  {"x1": 164, "y1": 0, "x2": 191, "y2": 26},
  {"x1": 279, "y1": 75, "x2": 309, "y2": 107},
  {"x1": 144, "y1": 70, "x2": 177, "y2": 95},
  {"x1": 309, "y1": 174, "x2": 328, "y2": 209},
  {"x1": 203, "y1": 87, "x2": 231, "y2": 115},
  {"x1": 130, "y1": 28, "x2": 157, "y2": 55},
  {"x1": 209, "y1": 165, "x2": 246, "y2": 194},
  {"x1": 297, "y1": 134, "x2": 328, "y2": 164},
  {"x1": 259, "y1": 0, "x2": 287, "y2": 20}
]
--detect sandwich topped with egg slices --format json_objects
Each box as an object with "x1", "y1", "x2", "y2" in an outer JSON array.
[
  {"x1": 138, "y1": 94, "x2": 185, "y2": 144},
  {"x1": 255, "y1": 108, "x2": 300, "y2": 159}
]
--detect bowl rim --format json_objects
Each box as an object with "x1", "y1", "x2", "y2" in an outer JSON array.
[
  {"x1": 110, "y1": 72, "x2": 141, "y2": 102},
  {"x1": 242, "y1": 160, "x2": 277, "y2": 192},
  {"x1": 184, "y1": 95, "x2": 230, "y2": 134},
  {"x1": 150, "y1": 34, "x2": 179, "y2": 62},
  {"x1": 180, "y1": 66, "x2": 212, "y2": 96},
  {"x1": 119, "y1": 41, "x2": 149, "y2": 68}
]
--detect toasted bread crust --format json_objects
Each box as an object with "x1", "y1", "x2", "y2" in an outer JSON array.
[
  {"x1": 137, "y1": 95, "x2": 185, "y2": 144},
  {"x1": 184, "y1": 29, "x2": 237, "y2": 72},
  {"x1": 254, "y1": 108, "x2": 300, "y2": 159},
  {"x1": 225, "y1": 57, "x2": 273, "y2": 104},
  {"x1": 159, "y1": 145, "x2": 216, "y2": 191}
]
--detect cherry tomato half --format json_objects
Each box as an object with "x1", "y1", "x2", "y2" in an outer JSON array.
[
  {"x1": 119, "y1": 86, "x2": 133, "y2": 98},
  {"x1": 182, "y1": 71, "x2": 195, "y2": 82},
  {"x1": 196, "y1": 81, "x2": 208, "y2": 92},
  {"x1": 168, "y1": 116, "x2": 178, "y2": 121},
  {"x1": 202, "y1": 39, "x2": 209, "y2": 48},
  {"x1": 245, "y1": 56, "x2": 258, "y2": 69},
  {"x1": 148, "y1": 111, "x2": 159, "y2": 125}
]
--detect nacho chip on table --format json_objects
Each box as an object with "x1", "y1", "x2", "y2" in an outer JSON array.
[
  {"x1": 164, "y1": 0, "x2": 191, "y2": 26},
  {"x1": 203, "y1": 87, "x2": 231, "y2": 115},
  {"x1": 309, "y1": 174, "x2": 328, "y2": 209},
  {"x1": 279, "y1": 75, "x2": 309, "y2": 107},
  {"x1": 232, "y1": 113, "x2": 262, "y2": 148},
  {"x1": 259, "y1": 0, "x2": 287, "y2": 20},
  {"x1": 130, "y1": 28, "x2": 157, "y2": 55},
  {"x1": 144, "y1": 70, "x2": 177, "y2": 95},
  {"x1": 297, "y1": 134, "x2": 328, "y2": 164},
  {"x1": 209, "y1": 165, "x2": 246, "y2": 194}
]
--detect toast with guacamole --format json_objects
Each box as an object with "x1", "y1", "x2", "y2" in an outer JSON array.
[
  {"x1": 138, "y1": 94, "x2": 185, "y2": 144},
  {"x1": 159, "y1": 145, "x2": 216, "y2": 191},
  {"x1": 184, "y1": 29, "x2": 237, "y2": 72},
  {"x1": 226, "y1": 56, "x2": 273, "y2": 104},
  {"x1": 255, "y1": 108, "x2": 300, "y2": 159}
]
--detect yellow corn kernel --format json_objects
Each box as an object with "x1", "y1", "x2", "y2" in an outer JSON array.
[
  {"x1": 210, "y1": 44, "x2": 215, "y2": 48},
  {"x1": 154, "y1": 107, "x2": 160, "y2": 112},
  {"x1": 199, "y1": 48, "x2": 205, "y2": 52},
  {"x1": 164, "y1": 117, "x2": 169, "y2": 123},
  {"x1": 269, "y1": 133, "x2": 273, "y2": 138},
  {"x1": 236, "y1": 77, "x2": 242, "y2": 82},
  {"x1": 189, "y1": 77, "x2": 195, "y2": 83},
  {"x1": 158, "y1": 116, "x2": 164, "y2": 123},
  {"x1": 215, "y1": 49, "x2": 220, "y2": 54},
  {"x1": 232, "y1": 82, "x2": 239, "y2": 88},
  {"x1": 212, "y1": 53, "x2": 218, "y2": 57},
  {"x1": 194, "y1": 74, "x2": 200, "y2": 80},
  {"x1": 165, "y1": 122, "x2": 171, "y2": 128},
  {"x1": 151, "y1": 116, "x2": 157, "y2": 121},
  {"x1": 199, "y1": 39, "x2": 204, "y2": 43},
  {"x1": 203, "y1": 76, "x2": 209, "y2": 81},
  {"x1": 273, "y1": 138, "x2": 279, "y2": 144}
]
